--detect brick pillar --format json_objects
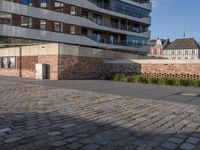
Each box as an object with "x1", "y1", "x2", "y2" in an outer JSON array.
[
  {"x1": 65, "y1": 4, "x2": 71, "y2": 14},
  {"x1": 65, "y1": 24, "x2": 70, "y2": 33},
  {"x1": 12, "y1": 14, "x2": 21, "y2": 26},
  {"x1": 33, "y1": 0, "x2": 40, "y2": 8},
  {"x1": 76, "y1": 26, "x2": 81, "y2": 35},
  {"x1": 47, "y1": 20, "x2": 54, "y2": 31},
  {"x1": 76, "y1": 7, "x2": 82, "y2": 16},
  {"x1": 32, "y1": 18, "x2": 40, "y2": 29},
  {"x1": 47, "y1": 0, "x2": 55, "y2": 10}
]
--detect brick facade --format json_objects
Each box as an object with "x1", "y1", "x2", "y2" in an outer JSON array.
[
  {"x1": 141, "y1": 63, "x2": 200, "y2": 79},
  {"x1": 0, "y1": 55, "x2": 103, "y2": 80},
  {"x1": 58, "y1": 55, "x2": 103, "y2": 80}
]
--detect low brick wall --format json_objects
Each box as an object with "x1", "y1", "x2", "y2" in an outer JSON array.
[
  {"x1": 104, "y1": 59, "x2": 200, "y2": 79},
  {"x1": 141, "y1": 63, "x2": 200, "y2": 79}
]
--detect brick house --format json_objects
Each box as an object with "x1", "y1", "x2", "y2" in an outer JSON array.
[{"x1": 149, "y1": 38, "x2": 170, "y2": 58}]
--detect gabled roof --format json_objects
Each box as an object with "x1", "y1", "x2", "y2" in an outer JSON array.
[{"x1": 165, "y1": 38, "x2": 200, "y2": 50}]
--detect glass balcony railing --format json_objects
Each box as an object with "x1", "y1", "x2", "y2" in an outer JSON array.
[
  {"x1": 87, "y1": 36, "x2": 148, "y2": 48},
  {"x1": 89, "y1": 0, "x2": 150, "y2": 19}
]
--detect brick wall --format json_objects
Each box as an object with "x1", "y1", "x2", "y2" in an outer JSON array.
[
  {"x1": 104, "y1": 61, "x2": 200, "y2": 79},
  {"x1": 141, "y1": 63, "x2": 200, "y2": 79},
  {"x1": 0, "y1": 55, "x2": 58, "y2": 80},
  {"x1": 58, "y1": 55, "x2": 103, "y2": 80},
  {"x1": 38, "y1": 55, "x2": 59, "y2": 80},
  {"x1": 0, "y1": 55, "x2": 103, "y2": 80}
]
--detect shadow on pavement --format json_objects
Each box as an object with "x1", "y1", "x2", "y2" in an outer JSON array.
[{"x1": 0, "y1": 112, "x2": 199, "y2": 150}]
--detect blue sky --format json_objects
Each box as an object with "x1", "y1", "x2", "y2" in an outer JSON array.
[{"x1": 151, "y1": 0, "x2": 200, "y2": 42}]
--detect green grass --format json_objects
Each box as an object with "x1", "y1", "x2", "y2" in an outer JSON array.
[{"x1": 104, "y1": 74, "x2": 200, "y2": 87}]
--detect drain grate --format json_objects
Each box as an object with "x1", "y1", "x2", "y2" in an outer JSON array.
[{"x1": 176, "y1": 92, "x2": 200, "y2": 97}]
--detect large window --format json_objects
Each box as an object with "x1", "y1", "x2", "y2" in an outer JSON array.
[
  {"x1": 40, "y1": 0, "x2": 47, "y2": 8},
  {"x1": 0, "y1": 57, "x2": 16, "y2": 69},
  {"x1": 70, "y1": 6, "x2": 76, "y2": 15},
  {"x1": 54, "y1": 1, "x2": 65, "y2": 12},
  {"x1": 93, "y1": 14, "x2": 102, "y2": 25},
  {"x1": 93, "y1": 31, "x2": 101, "y2": 42},
  {"x1": 40, "y1": 19, "x2": 47, "y2": 30},
  {"x1": 70, "y1": 25, "x2": 76, "y2": 34},
  {"x1": 54, "y1": 22, "x2": 64, "y2": 32},
  {"x1": 21, "y1": 16, "x2": 32, "y2": 28},
  {"x1": 0, "y1": 12, "x2": 12, "y2": 25}
]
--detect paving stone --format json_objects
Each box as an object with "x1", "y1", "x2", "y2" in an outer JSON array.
[
  {"x1": 48, "y1": 131, "x2": 61, "y2": 136},
  {"x1": 186, "y1": 137, "x2": 200, "y2": 144},
  {"x1": 52, "y1": 140, "x2": 67, "y2": 147},
  {"x1": 83, "y1": 143, "x2": 100, "y2": 150},
  {"x1": 80, "y1": 138, "x2": 93, "y2": 144},
  {"x1": 0, "y1": 78, "x2": 200, "y2": 150},
  {"x1": 3, "y1": 137, "x2": 21, "y2": 143},
  {"x1": 180, "y1": 143, "x2": 195, "y2": 150},
  {"x1": 161, "y1": 141, "x2": 178, "y2": 150},
  {"x1": 0, "y1": 128, "x2": 11, "y2": 133},
  {"x1": 168, "y1": 137, "x2": 185, "y2": 144},
  {"x1": 67, "y1": 141, "x2": 83, "y2": 149}
]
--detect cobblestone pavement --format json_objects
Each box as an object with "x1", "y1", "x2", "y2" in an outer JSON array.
[{"x1": 0, "y1": 80, "x2": 200, "y2": 150}]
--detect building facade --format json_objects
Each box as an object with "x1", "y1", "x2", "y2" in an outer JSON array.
[
  {"x1": 149, "y1": 38, "x2": 170, "y2": 58},
  {"x1": 0, "y1": 0, "x2": 151, "y2": 53},
  {"x1": 163, "y1": 38, "x2": 200, "y2": 60}
]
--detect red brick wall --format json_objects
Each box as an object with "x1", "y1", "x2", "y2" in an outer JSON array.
[
  {"x1": 0, "y1": 55, "x2": 58, "y2": 80},
  {"x1": 104, "y1": 63, "x2": 200, "y2": 79},
  {"x1": 0, "y1": 55, "x2": 103, "y2": 80},
  {"x1": 38, "y1": 55, "x2": 59, "y2": 80},
  {"x1": 58, "y1": 55, "x2": 103, "y2": 80},
  {"x1": 141, "y1": 63, "x2": 200, "y2": 79}
]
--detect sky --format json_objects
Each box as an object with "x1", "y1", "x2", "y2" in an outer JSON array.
[{"x1": 151, "y1": 0, "x2": 200, "y2": 42}]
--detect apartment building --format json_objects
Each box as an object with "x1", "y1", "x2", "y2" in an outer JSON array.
[
  {"x1": 0, "y1": 0, "x2": 151, "y2": 80},
  {"x1": 0, "y1": 0, "x2": 151, "y2": 53}
]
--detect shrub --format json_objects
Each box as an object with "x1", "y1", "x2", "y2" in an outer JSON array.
[
  {"x1": 134, "y1": 75, "x2": 147, "y2": 83},
  {"x1": 148, "y1": 77, "x2": 159, "y2": 84},
  {"x1": 158, "y1": 77, "x2": 168, "y2": 85},
  {"x1": 126, "y1": 75, "x2": 135, "y2": 82},
  {"x1": 113, "y1": 74, "x2": 121, "y2": 81},
  {"x1": 105, "y1": 73, "x2": 200, "y2": 87}
]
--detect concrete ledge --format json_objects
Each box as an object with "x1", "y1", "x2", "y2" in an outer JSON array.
[{"x1": 104, "y1": 59, "x2": 200, "y2": 64}]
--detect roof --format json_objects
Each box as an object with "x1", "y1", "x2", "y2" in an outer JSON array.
[{"x1": 165, "y1": 38, "x2": 200, "y2": 50}]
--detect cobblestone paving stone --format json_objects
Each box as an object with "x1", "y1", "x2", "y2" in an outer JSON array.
[{"x1": 0, "y1": 80, "x2": 200, "y2": 150}]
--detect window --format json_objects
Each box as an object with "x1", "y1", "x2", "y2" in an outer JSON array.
[
  {"x1": 93, "y1": 14, "x2": 102, "y2": 25},
  {"x1": 70, "y1": 6, "x2": 76, "y2": 15},
  {"x1": 54, "y1": 22, "x2": 61, "y2": 32},
  {"x1": 70, "y1": 25, "x2": 76, "y2": 34},
  {"x1": 81, "y1": 28, "x2": 88, "y2": 36},
  {"x1": 0, "y1": 57, "x2": 16, "y2": 69},
  {"x1": 40, "y1": 19, "x2": 47, "y2": 30},
  {"x1": 0, "y1": 12, "x2": 12, "y2": 25},
  {"x1": 82, "y1": 11, "x2": 88, "y2": 18},
  {"x1": 3, "y1": 57, "x2": 8, "y2": 68},
  {"x1": 21, "y1": 16, "x2": 32, "y2": 28},
  {"x1": 9, "y1": 57, "x2": 16, "y2": 68},
  {"x1": 40, "y1": 0, "x2": 47, "y2": 8},
  {"x1": 54, "y1": 1, "x2": 65, "y2": 12},
  {"x1": 93, "y1": 31, "x2": 101, "y2": 42}
]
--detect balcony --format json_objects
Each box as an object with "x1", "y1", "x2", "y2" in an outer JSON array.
[{"x1": 89, "y1": 0, "x2": 151, "y2": 19}]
